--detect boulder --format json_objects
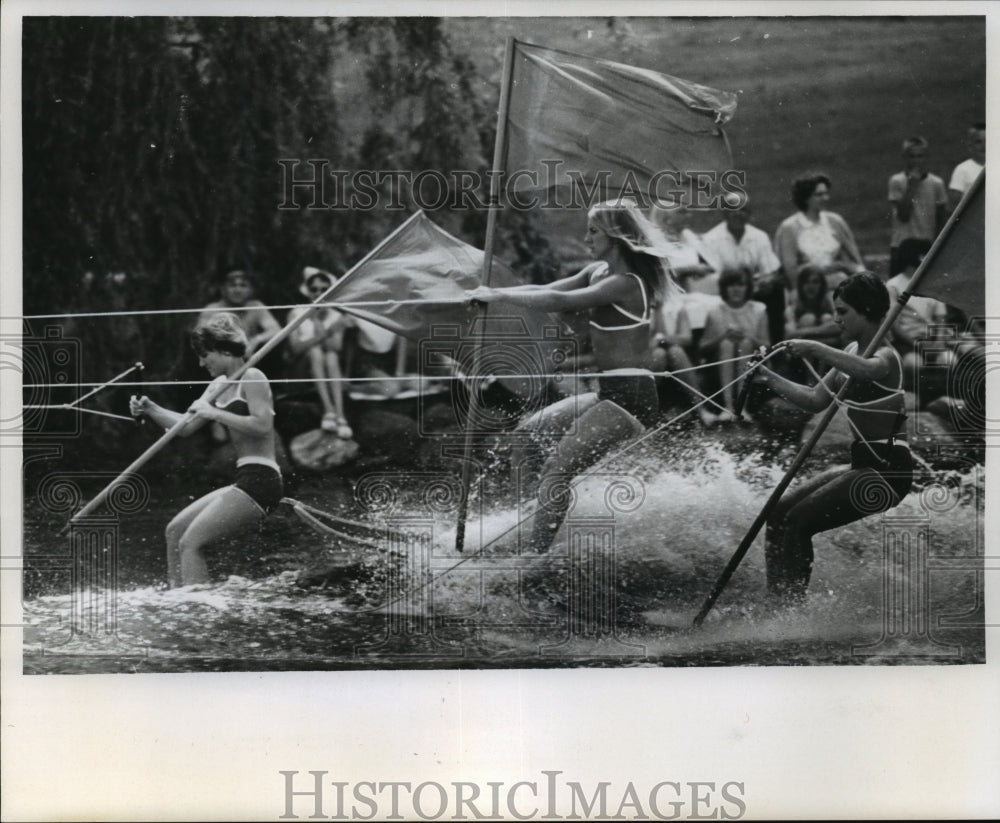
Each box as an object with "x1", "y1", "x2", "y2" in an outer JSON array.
[{"x1": 289, "y1": 429, "x2": 360, "y2": 471}]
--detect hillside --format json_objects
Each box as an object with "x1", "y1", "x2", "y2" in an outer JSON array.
[{"x1": 443, "y1": 15, "x2": 985, "y2": 262}]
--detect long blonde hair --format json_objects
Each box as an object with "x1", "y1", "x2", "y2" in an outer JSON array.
[{"x1": 588, "y1": 199, "x2": 683, "y2": 304}]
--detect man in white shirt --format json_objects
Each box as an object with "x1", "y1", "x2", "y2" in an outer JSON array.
[
  {"x1": 700, "y1": 195, "x2": 784, "y2": 344},
  {"x1": 948, "y1": 122, "x2": 985, "y2": 211}
]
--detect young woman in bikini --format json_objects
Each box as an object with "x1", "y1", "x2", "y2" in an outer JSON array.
[
  {"x1": 465, "y1": 199, "x2": 680, "y2": 553},
  {"x1": 130, "y1": 312, "x2": 282, "y2": 587}
]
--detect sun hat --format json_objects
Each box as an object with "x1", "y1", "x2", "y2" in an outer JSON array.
[{"x1": 300, "y1": 266, "x2": 337, "y2": 298}]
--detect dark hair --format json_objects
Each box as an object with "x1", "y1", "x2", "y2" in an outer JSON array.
[
  {"x1": 719, "y1": 267, "x2": 752, "y2": 299},
  {"x1": 791, "y1": 173, "x2": 831, "y2": 212},
  {"x1": 896, "y1": 238, "x2": 933, "y2": 273},
  {"x1": 833, "y1": 272, "x2": 889, "y2": 322},
  {"x1": 902, "y1": 135, "x2": 928, "y2": 153},
  {"x1": 221, "y1": 268, "x2": 253, "y2": 287},
  {"x1": 191, "y1": 312, "x2": 248, "y2": 358},
  {"x1": 796, "y1": 264, "x2": 828, "y2": 309}
]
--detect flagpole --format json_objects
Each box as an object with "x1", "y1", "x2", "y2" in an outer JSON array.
[
  {"x1": 692, "y1": 170, "x2": 984, "y2": 626},
  {"x1": 63, "y1": 211, "x2": 425, "y2": 532},
  {"x1": 454, "y1": 35, "x2": 517, "y2": 553}
]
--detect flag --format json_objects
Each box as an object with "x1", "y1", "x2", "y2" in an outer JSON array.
[
  {"x1": 322, "y1": 212, "x2": 573, "y2": 402},
  {"x1": 504, "y1": 40, "x2": 737, "y2": 198},
  {"x1": 911, "y1": 170, "x2": 984, "y2": 318}
]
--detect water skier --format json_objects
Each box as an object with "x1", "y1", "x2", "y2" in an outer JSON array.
[
  {"x1": 752, "y1": 272, "x2": 912, "y2": 602},
  {"x1": 130, "y1": 312, "x2": 282, "y2": 587},
  {"x1": 465, "y1": 199, "x2": 679, "y2": 553}
]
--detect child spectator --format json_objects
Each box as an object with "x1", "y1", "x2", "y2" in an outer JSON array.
[
  {"x1": 888, "y1": 136, "x2": 947, "y2": 276},
  {"x1": 785, "y1": 264, "x2": 842, "y2": 346},
  {"x1": 650, "y1": 299, "x2": 718, "y2": 426},
  {"x1": 699, "y1": 194, "x2": 784, "y2": 346},
  {"x1": 699, "y1": 267, "x2": 769, "y2": 422}
]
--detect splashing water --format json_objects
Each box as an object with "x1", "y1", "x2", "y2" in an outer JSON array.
[{"x1": 22, "y1": 443, "x2": 984, "y2": 671}]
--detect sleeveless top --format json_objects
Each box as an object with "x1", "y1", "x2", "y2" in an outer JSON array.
[
  {"x1": 841, "y1": 342, "x2": 906, "y2": 441},
  {"x1": 214, "y1": 380, "x2": 251, "y2": 416},
  {"x1": 588, "y1": 272, "x2": 652, "y2": 332}
]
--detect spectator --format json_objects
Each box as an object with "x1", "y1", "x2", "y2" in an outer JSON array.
[
  {"x1": 648, "y1": 202, "x2": 719, "y2": 347},
  {"x1": 774, "y1": 173, "x2": 866, "y2": 293},
  {"x1": 344, "y1": 316, "x2": 407, "y2": 400},
  {"x1": 699, "y1": 267, "x2": 769, "y2": 423},
  {"x1": 700, "y1": 193, "x2": 785, "y2": 346},
  {"x1": 948, "y1": 122, "x2": 985, "y2": 210},
  {"x1": 649, "y1": 300, "x2": 718, "y2": 426},
  {"x1": 285, "y1": 267, "x2": 353, "y2": 438},
  {"x1": 887, "y1": 136, "x2": 946, "y2": 276},
  {"x1": 199, "y1": 268, "x2": 281, "y2": 356},
  {"x1": 885, "y1": 238, "x2": 950, "y2": 395},
  {"x1": 785, "y1": 264, "x2": 842, "y2": 346}
]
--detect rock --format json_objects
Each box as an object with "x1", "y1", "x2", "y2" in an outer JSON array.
[
  {"x1": 351, "y1": 407, "x2": 422, "y2": 462},
  {"x1": 925, "y1": 395, "x2": 983, "y2": 434},
  {"x1": 800, "y1": 405, "x2": 853, "y2": 458},
  {"x1": 757, "y1": 396, "x2": 811, "y2": 435},
  {"x1": 289, "y1": 429, "x2": 359, "y2": 470}
]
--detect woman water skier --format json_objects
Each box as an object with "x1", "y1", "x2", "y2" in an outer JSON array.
[
  {"x1": 752, "y1": 272, "x2": 912, "y2": 603},
  {"x1": 130, "y1": 312, "x2": 282, "y2": 587},
  {"x1": 465, "y1": 199, "x2": 680, "y2": 553}
]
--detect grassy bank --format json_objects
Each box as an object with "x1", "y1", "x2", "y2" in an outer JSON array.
[{"x1": 444, "y1": 15, "x2": 985, "y2": 259}]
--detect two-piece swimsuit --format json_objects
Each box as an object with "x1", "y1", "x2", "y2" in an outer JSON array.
[
  {"x1": 588, "y1": 272, "x2": 659, "y2": 428},
  {"x1": 214, "y1": 382, "x2": 284, "y2": 514},
  {"x1": 842, "y1": 342, "x2": 913, "y2": 503}
]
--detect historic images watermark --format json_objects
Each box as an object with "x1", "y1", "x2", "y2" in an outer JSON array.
[
  {"x1": 2, "y1": 324, "x2": 81, "y2": 439},
  {"x1": 278, "y1": 770, "x2": 747, "y2": 820},
  {"x1": 277, "y1": 160, "x2": 749, "y2": 212}
]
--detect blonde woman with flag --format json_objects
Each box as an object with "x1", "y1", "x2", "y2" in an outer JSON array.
[{"x1": 466, "y1": 199, "x2": 681, "y2": 553}]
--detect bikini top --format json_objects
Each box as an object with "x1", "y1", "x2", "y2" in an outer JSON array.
[
  {"x1": 588, "y1": 272, "x2": 651, "y2": 332},
  {"x1": 214, "y1": 381, "x2": 250, "y2": 416},
  {"x1": 841, "y1": 342, "x2": 904, "y2": 404}
]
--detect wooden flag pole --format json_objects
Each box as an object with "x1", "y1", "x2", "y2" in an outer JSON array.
[
  {"x1": 454, "y1": 35, "x2": 517, "y2": 553},
  {"x1": 693, "y1": 170, "x2": 984, "y2": 626},
  {"x1": 63, "y1": 212, "x2": 425, "y2": 533}
]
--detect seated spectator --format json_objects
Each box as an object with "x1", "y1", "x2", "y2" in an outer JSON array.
[
  {"x1": 284, "y1": 267, "x2": 353, "y2": 438},
  {"x1": 785, "y1": 264, "x2": 842, "y2": 345},
  {"x1": 774, "y1": 173, "x2": 866, "y2": 293},
  {"x1": 344, "y1": 317, "x2": 407, "y2": 400},
  {"x1": 700, "y1": 193, "x2": 785, "y2": 347},
  {"x1": 649, "y1": 300, "x2": 717, "y2": 426},
  {"x1": 648, "y1": 202, "x2": 719, "y2": 346},
  {"x1": 199, "y1": 268, "x2": 281, "y2": 356},
  {"x1": 783, "y1": 264, "x2": 843, "y2": 384},
  {"x1": 698, "y1": 267, "x2": 770, "y2": 423},
  {"x1": 885, "y1": 238, "x2": 950, "y2": 394}
]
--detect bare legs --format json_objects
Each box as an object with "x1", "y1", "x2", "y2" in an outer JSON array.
[
  {"x1": 306, "y1": 345, "x2": 352, "y2": 437},
  {"x1": 164, "y1": 486, "x2": 263, "y2": 587},
  {"x1": 651, "y1": 344, "x2": 719, "y2": 425},
  {"x1": 510, "y1": 392, "x2": 600, "y2": 501},
  {"x1": 717, "y1": 337, "x2": 756, "y2": 420},
  {"x1": 526, "y1": 399, "x2": 643, "y2": 553},
  {"x1": 765, "y1": 465, "x2": 901, "y2": 601}
]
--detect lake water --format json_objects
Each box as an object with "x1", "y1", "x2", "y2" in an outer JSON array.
[{"x1": 20, "y1": 437, "x2": 985, "y2": 673}]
